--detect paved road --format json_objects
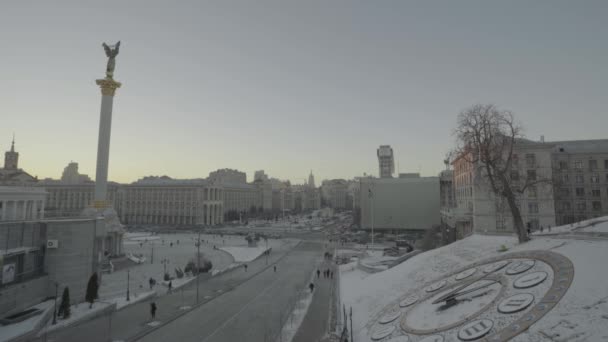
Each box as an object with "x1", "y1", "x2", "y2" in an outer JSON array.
[
  {"x1": 292, "y1": 261, "x2": 336, "y2": 342},
  {"x1": 137, "y1": 240, "x2": 323, "y2": 342},
  {"x1": 34, "y1": 238, "x2": 310, "y2": 342}
]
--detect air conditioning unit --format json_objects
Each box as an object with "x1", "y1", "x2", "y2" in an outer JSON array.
[{"x1": 47, "y1": 240, "x2": 59, "y2": 249}]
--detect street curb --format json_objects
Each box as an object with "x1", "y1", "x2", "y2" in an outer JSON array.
[{"x1": 126, "y1": 240, "x2": 302, "y2": 342}]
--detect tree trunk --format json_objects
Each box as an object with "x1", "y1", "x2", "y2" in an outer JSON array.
[{"x1": 500, "y1": 174, "x2": 529, "y2": 243}]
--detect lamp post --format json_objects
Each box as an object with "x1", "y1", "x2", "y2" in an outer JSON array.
[
  {"x1": 369, "y1": 181, "x2": 375, "y2": 248},
  {"x1": 126, "y1": 269, "x2": 130, "y2": 301},
  {"x1": 52, "y1": 282, "x2": 58, "y2": 324},
  {"x1": 196, "y1": 227, "x2": 201, "y2": 303}
]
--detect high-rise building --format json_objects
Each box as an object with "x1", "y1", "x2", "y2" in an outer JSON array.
[
  {"x1": 377, "y1": 145, "x2": 395, "y2": 178},
  {"x1": 61, "y1": 162, "x2": 92, "y2": 184}
]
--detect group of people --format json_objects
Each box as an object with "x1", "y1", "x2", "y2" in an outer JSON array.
[{"x1": 316, "y1": 268, "x2": 333, "y2": 279}]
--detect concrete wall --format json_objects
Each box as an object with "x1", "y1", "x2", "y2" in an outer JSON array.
[
  {"x1": 44, "y1": 218, "x2": 101, "y2": 305},
  {"x1": 0, "y1": 275, "x2": 49, "y2": 316},
  {"x1": 360, "y1": 177, "x2": 440, "y2": 230}
]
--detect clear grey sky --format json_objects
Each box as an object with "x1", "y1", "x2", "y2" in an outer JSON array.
[{"x1": 1, "y1": 1, "x2": 607, "y2": 183}]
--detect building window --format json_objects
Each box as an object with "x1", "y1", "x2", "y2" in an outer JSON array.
[
  {"x1": 591, "y1": 174, "x2": 600, "y2": 183},
  {"x1": 562, "y1": 174, "x2": 569, "y2": 183},
  {"x1": 510, "y1": 171, "x2": 519, "y2": 181},
  {"x1": 528, "y1": 202, "x2": 539, "y2": 214},
  {"x1": 574, "y1": 161, "x2": 583, "y2": 170},
  {"x1": 527, "y1": 170, "x2": 537, "y2": 181},
  {"x1": 592, "y1": 189, "x2": 601, "y2": 197},
  {"x1": 592, "y1": 201, "x2": 602, "y2": 211},
  {"x1": 525, "y1": 154, "x2": 536, "y2": 167},
  {"x1": 561, "y1": 202, "x2": 571, "y2": 211},
  {"x1": 560, "y1": 188, "x2": 570, "y2": 197},
  {"x1": 589, "y1": 160, "x2": 598, "y2": 170},
  {"x1": 575, "y1": 174, "x2": 584, "y2": 183},
  {"x1": 559, "y1": 161, "x2": 568, "y2": 170},
  {"x1": 577, "y1": 202, "x2": 586, "y2": 211},
  {"x1": 575, "y1": 188, "x2": 585, "y2": 197},
  {"x1": 528, "y1": 186, "x2": 538, "y2": 198},
  {"x1": 605, "y1": 160, "x2": 608, "y2": 169}
]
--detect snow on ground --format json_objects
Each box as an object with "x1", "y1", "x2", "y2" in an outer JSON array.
[
  {"x1": 0, "y1": 301, "x2": 53, "y2": 341},
  {"x1": 220, "y1": 245, "x2": 270, "y2": 263},
  {"x1": 99, "y1": 232, "x2": 239, "y2": 300},
  {"x1": 40, "y1": 301, "x2": 113, "y2": 334},
  {"x1": 107, "y1": 290, "x2": 156, "y2": 310},
  {"x1": 340, "y1": 217, "x2": 608, "y2": 342}
]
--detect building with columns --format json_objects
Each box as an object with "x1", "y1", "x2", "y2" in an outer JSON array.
[
  {"x1": 116, "y1": 176, "x2": 223, "y2": 226},
  {"x1": 0, "y1": 187, "x2": 46, "y2": 221},
  {"x1": 37, "y1": 180, "x2": 120, "y2": 218}
]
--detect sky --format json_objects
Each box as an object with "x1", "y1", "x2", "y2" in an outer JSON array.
[{"x1": 1, "y1": 1, "x2": 607, "y2": 184}]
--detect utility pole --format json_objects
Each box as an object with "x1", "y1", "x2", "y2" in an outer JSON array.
[
  {"x1": 370, "y1": 180, "x2": 375, "y2": 248},
  {"x1": 151, "y1": 245, "x2": 154, "y2": 264},
  {"x1": 126, "y1": 269, "x2": 130, "y2": 301},
  {"x1": 196, "y1": 227, "x2": 201, "y2": 303},
  {"x1": 52, "y1": 282, "x2": 58, "y2": 324},
  {"x1": 350, "y1": 307, "x2": 354, "y2": 342}
]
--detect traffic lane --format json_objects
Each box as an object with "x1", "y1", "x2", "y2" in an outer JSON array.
[
  {"x1": 36, "y1": 240, "x2": 299, "y2": 342},
  {"x1": 139, "y1": 243, "x2": 321, "y2": 342}
]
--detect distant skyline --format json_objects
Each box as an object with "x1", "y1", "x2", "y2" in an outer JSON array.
[{"x1": 2, "y1": 1, "x2": 607, "y2": 184}]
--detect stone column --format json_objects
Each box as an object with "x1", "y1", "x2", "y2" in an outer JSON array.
[{"x1": 93, "y1": 78, "x2": 121, "y2": 207}]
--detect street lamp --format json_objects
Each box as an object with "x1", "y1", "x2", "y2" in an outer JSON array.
[
  {"x1": 126, "y1": 269, "x2": 130, "y2": 301},
  {"x1": 196, "y1": 227, "x2": 201, "y2": 303},
  {"x1": 52, "y1": 282, "x2": 58, "y2": 324}
]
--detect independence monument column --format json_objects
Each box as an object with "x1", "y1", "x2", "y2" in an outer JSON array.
[{"x1": 94, "y1": 41, "x2": 121, "y2": 208}]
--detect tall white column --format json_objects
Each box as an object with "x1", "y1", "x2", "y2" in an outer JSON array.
[{"x1": 93, "y1": 78, "x2": 121, "y2": 207}]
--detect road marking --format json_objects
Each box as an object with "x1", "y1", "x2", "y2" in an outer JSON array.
[{"x1": 201, "y1": 266, "x2": 290, "y2": 341}]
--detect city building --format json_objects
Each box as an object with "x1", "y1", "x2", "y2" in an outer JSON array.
[
  {"x1": 550, "y1": 139, "x2": 608, "y2": 225},
  {"x1": 209, "y1": 168, "x2": 247, "y2": 184},
  {"x1": 0, "y1": 186, "x2": 46, "y2": 221},
  {"x1": 450, "y1": 138, "x2": 608, "y2": 237},
  {"x1": 0, "y1": 138, "x2": 37, "y2": 185},
  {"x1": 37, "y1": 180, "x2": 120, "y2": 218},
  {"x1": 60, "y1": 161, "x2": 92, "y2": 184},
  {"x1": 321, "y1": 179, "x2": 349, "y2": 209},
  {"x1": 359, "y1": 175, "x2": 440, "y2": 233},
  {"x1": 116, "y1": 176, "x2": 223, "y2": 226},
  {"x1": 254, "y1": 170, "x2": 269, "y2": 182},
  {"x1": 0, "y1": 217, "x2": 110, "y2": 316},
  {"x1": 377, "y1": 145, "x2": 395, "y2": 178}
]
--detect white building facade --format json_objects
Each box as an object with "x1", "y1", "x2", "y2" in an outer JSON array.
[{"x1": 0, "y1": 187, "x2": 46, "y2": 221}]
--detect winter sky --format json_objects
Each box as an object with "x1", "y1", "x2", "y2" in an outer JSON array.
[{"x1": 1, "y1": 1, "x2": 607, "y2": 183}]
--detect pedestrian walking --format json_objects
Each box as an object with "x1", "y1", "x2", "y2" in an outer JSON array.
[
  {"x1": 244, "y1": 264, "x2": 248, "y2": 272},
  {"x1": 540, "y1": 226, "x2": 544, "y2": 233},
  {"x1": 273, "y1": 265, "x2": 277, "y2": 273},
  {"x1": 149, "y1": 277, "x2": 154, "y2": 289},
  {"x1": 168, "y1": 281, "x2": 172, "y2": 294},
  {"x1": 326, "y1": 268, "x2": 330, "y2": 278},
  {"x1": 309, "y1": 282, "x2": 315, "y2": 293},
  {"x1": 150, "y1": 302, "x2": 157, "y2": 320},
  {"x1": 330, "y1": 271, "x2": 334, "y2": 279},
  {"x1": 548, "y1": 225, "x2": 552, "y2": 232},
  {"x1": 317, "y1": 269, "x2": 320, "y2": 278}
]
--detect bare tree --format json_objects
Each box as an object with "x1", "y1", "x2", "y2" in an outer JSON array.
[{"x1": 454, "y1": 104, "x2": 550, "y2": 243}]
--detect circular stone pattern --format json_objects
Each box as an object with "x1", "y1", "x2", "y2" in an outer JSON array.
[
  {"x1": 483, "y1": 260, "x2": 510, "y2": 273},
  {"x1": 425, "y1": 280, "x2": 447, "y2": 293},
  {"x1": 506, "y1": 260, "x2": 535, "y2": 275},
  {"x1": 497, "y1": 293, "x2": 535, "y2": 314},
  {"x1": 514, "y1": 271, "x2": 548, "y2": 289},
  {"x1": 418, "y1": 335, "x2": 444, "y2": 342},
  {"x1": 384, "y1": 336, "x2": 410, "y2": 342},
  {"x1": 399, "y1": 295, "x2": 418, "y2": 308},
  {"x1": 379, "y1": 311, "x2": 402, "y2": 324},
  {"x1": 458, "y1": 319, "x2": 494, "y2": 341},
  {"x1": 371, "y1": 325, "x2": 396, "y2": 340},
  {"x1": 455, "y1": 267, "x2": 477, "y2": 280}
]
